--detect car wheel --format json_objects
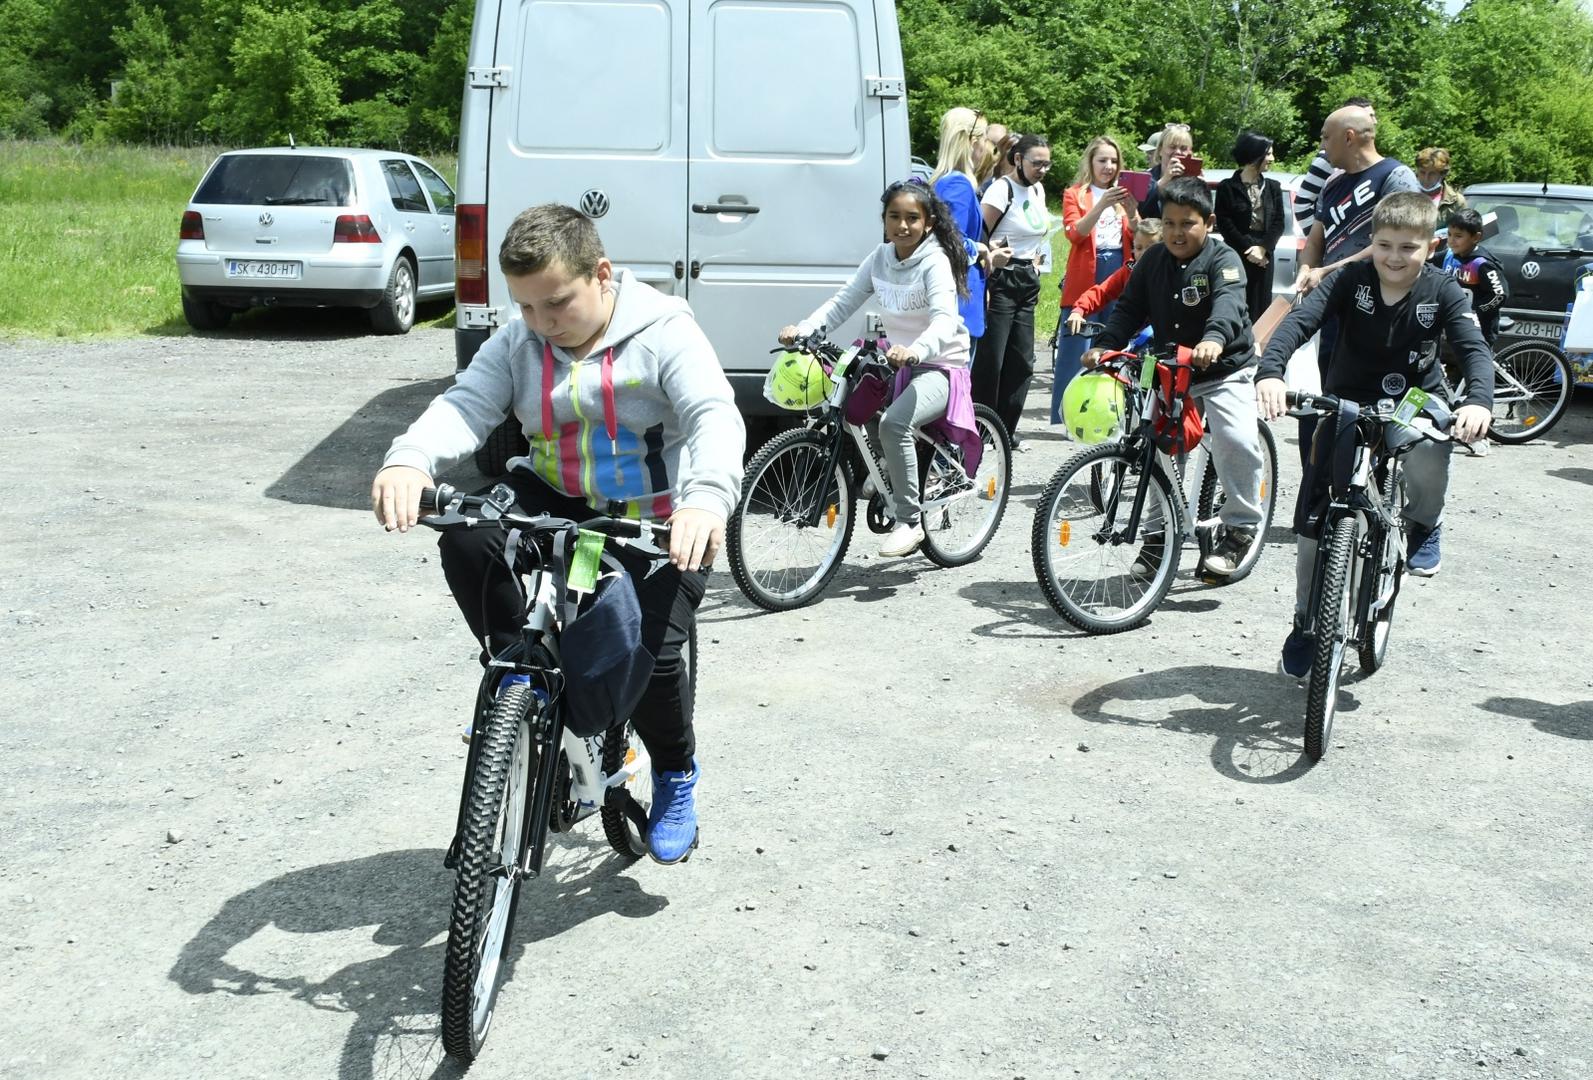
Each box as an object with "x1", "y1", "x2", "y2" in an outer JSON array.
[
  {"x1": 370, "y1": 256, "x2": 417, "y2": 335},
  {"x1": 182, "y1": 294, "x2": 231, "y2": 331}
]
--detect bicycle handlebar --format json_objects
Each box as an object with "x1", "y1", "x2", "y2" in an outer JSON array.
[{"x1": 420, "y1": 484, "x2": 671, "y2": 543}]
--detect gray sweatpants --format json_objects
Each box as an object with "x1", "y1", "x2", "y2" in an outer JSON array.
[
  {"x1": 1190, "y1": 367, "x2": 1265, "y2": 530},
  {"x1": 1292, "y1": 421, "x2": 1452, "y2": 615},
  {"x1": 870, "y1": 369, "x2": 950, "y2": 526}
]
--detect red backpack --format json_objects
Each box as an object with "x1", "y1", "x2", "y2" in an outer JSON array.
[{"x1": 1148, "y1": 346, "x2": 1205, "y2": 454}]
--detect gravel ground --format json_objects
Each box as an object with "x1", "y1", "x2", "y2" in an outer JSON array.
[{"x1": 2, "y1": 319, "x2": 1591, "y2": 1080}]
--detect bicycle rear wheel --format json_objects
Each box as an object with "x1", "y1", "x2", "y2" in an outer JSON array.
[
  {"x1": 921, "y1": 405, "x2": 1012, "y2": 567},
  {"x1": 1358, "y1": 466, "x2": 1405, "y2": 674},
  {"x1": 441, "y1": 681, "x2": 541, "y2": 1061},
  {"x1": 727, "y1": 427, "x2": 856, "y2": 611},
  {"x1": 1488, "y1": 340, "x2": 1572, "y2": 444},
  {"x1": 1031, "y1": 442, "x2": 1181, "y2": 634},
  {"x1": 1195, "y1": 419, "x2": 1279, "y2": 583},
  {"x1": 1305, "y1": 514, "x2": 1359, "y2": 762}
]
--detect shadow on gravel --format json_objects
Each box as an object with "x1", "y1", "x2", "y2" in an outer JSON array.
[
  {"x1": 144, "y1": 301, "x2": 455, "y2": 340},
  {"x1": 958, "y1": 579, "x2": 1094, "y2": 639},
  {"x1": 1479, "y1": 696, "x2": 1592, "y2": 740},
  {"x1": 697, "y1": 559, "x2": 945, "y2": 621},
  {"x1": 1071, "y1": 664, "x2": 1352, "y2": 783},
  {"x1": 1548, "y1": 467, "x2": 1593, "y2": 487},
  {"x1": 265, "y1": 377, "x2": 460, "y2": 511},
  {"x1": 170, "y1": 839, "x2": 664, "y2": 1080}
]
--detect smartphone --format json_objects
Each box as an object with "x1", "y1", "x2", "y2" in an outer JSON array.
[
  {"x1": 1176, "y1": 153, "x2": 1204, "y2": 178},
  {"x1": 1118, "y1": 170, "x2": 1153, "y2": 202}
]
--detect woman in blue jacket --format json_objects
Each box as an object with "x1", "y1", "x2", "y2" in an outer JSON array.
[{"x1": 930, "y1": 107, "x2": 1011, "y2": 361}]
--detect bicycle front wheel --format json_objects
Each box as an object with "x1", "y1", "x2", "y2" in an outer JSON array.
[
  {"x1": 921, "y1": 404, "x2": 1012, "y2": 568},
  {"x1": 1031, "y1": 443, "x2": 1181, "y2": 634},
  {"x1": 1195, "y1": 419, "x2": 1279, "y2": 583},
  {"x1": 727, "y1": 427, "x2": 856, "y2": 611},
  {"x1": 1488, "y1": 340, "x2": 1572, "y2": 444},
  {"x1": 441, "y1": 682, "x2": 541, "y2": 1061},
  {"x1": 1305, "y1": 514, "x2": 1359, "y2": 762}
]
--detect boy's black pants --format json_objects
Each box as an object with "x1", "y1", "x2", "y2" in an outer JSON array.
[{"x1": 436, "y1": 471, "x2": 705, "y2": 772}]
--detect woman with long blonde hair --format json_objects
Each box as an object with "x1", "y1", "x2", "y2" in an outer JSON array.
[{"x1": 931, "y1": 107, "x2": 1008, "y2": 359}]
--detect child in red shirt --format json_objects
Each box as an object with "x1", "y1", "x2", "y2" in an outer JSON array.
[{"x1": 1065, "y1": 218, "x2": 1163, "y2": 335}]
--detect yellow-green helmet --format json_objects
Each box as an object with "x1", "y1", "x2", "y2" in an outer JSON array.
[
  {"x1": 768, "y1": 351, "x2": 834, "y2": 410},
  {"x1": 1062, "y1": 372, "x2": 1126, "y2": 444}
]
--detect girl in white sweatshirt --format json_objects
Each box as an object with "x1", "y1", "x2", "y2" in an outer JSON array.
[{"x1": 779, "y1": 180, "x2": 971, "y2": 558}]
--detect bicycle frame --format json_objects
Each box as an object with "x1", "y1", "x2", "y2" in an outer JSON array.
[{"x1": 1301, "y1": 436, "x2": 1401, "y2": 651}]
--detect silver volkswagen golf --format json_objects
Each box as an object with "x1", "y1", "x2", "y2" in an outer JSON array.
[{"x1": 176, "y1": 146, "x2": 456, "y2": 334}]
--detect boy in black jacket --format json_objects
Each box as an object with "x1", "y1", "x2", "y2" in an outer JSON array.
[
  {"x1": 1089, "y1": 177, "x2": 1266, "y2": 576},
  {"x1": 1429, "y1": 208, "x2": 1509, "y2": 343},
  {"x1": 1257, "y1": 192, "x2": 1494, "y2": 677}
]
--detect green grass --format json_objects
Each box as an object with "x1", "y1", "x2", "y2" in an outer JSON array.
[{"x1": 0, "y1": 141, "x2": 458, "y2": 339}]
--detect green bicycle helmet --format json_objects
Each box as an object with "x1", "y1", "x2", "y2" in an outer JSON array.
[
  {"x1": 1062, "y1": 371, "x2": 1127, "y2": 444},
  {"x1": 767, "y1": 351, "x2": 834, "y2": 411}
]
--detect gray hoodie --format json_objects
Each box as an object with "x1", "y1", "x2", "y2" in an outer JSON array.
[
  {"x1": 797, "y1": 239, "x2": 970, "y2": 367},
  {"x1": 384, "y1": 268, "x2": 744, "y2": 522}
]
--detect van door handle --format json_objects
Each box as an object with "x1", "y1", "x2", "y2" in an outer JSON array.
[
  {"x1": 674, "y1": 260, "x2": 685, "y2": 280},
  {"x1": 690, "y1": 261, "x2": 701, "y2": 279},
  {"x1": 691, "y1": 202, "x2": 760, "y2": 215}
]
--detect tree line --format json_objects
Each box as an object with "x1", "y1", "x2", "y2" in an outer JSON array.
[{"x1": 1, "y1": 0, "x2": 1590, "y2": 183}]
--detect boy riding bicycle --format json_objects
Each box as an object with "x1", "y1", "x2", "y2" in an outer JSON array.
[
  {"x1": 371, "y1": 203, "x2": 745, "y2": 864},
  {"x1": 1085, "y1": 177, "x2": 1267, "y2": 577},
  {"x1": 1257, "y1": 192, "x2": 1493, "y2": 676}
]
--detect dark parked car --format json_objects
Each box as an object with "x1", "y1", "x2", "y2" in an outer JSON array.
[{"x1": 1460, "y1": 182, "x2": 1593, "y2": 350}]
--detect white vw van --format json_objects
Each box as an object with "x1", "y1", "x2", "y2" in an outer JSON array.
[{"x1": 453, "y1": 0, "x2": 911, "y2": 471}]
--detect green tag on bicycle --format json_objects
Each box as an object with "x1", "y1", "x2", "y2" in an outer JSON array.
[
  {"x1": 1138, "y1": 355, "x2": 1156, "y2": 389},
  {"x1": 568, "y1": 529, "x2": 605, "y2": 593},
  {"x1": 1392, "y1": 386, "x2": 1430, "y2": 427},
  {"x1": 831, "y1": 345, "x2": 860, "y2": 379}
]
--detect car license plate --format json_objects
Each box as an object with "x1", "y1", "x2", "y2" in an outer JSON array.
[
  {"x1": 1513, "y1": 320, "x2": 1564, "y2": 341},
  {"x1": 225, "y1": 260, "x2": 302, "y2": 280}
]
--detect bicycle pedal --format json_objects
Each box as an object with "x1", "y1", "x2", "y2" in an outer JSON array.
[{"x1": 443, "y1": 833, "x2": 461, "y2": 870}]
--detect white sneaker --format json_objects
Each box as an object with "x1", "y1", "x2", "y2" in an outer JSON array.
[{"x1": 878, "y1": 521, "x2": 924, "y2": 557}]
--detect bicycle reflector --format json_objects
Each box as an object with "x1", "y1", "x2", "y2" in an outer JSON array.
[
  {"x1": 1062, "y1": 372, "x2": 1126, "y2": 444},
  {"x1": 765, "y1": 351, "x2": 834, "y2": 410}
]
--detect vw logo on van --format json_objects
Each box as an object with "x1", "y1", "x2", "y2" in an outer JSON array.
[
  {"x1": 1522, "y1": 261, "x2": 1541, "y2": 279},
  {"x1": 258, "y1": 212, "x2": 274, "y2": 227},
  {"x1": 579, "y1": 190, "x2": 610, "y2": 219}
]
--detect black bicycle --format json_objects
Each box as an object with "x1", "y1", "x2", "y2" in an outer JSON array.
[
  {"x1": 726, "y1": 331, "x2": 1011, "y2": 610},
  {"x1": 1286, "y1": 391, "x2": 1460, "y2": 761},
  {"x1": 1032, "y1": 334, "x2": 1278, "y2": 634},
  {"x1": 417, "y1": 482, "x2": 686, "y2": 1062}
]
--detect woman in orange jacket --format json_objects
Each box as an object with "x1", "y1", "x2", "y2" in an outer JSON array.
[{"x1": 1054, "y1": 136, "x2": 1138, "y2": 425}]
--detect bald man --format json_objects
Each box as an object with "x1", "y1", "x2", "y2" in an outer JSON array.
[{"x1": 1295, "y1": 105, "x2": 1420, "y2": 296}]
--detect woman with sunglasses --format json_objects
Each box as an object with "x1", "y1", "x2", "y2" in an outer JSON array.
[
  {"x1": 931, "y1": 107, "x2": 1011, "y2": 364},
  {"x1": 976, "y1": 133, "x2": 1052, "y2": 447}
]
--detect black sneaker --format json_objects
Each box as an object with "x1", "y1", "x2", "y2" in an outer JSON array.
[
  {"x1": 1280, "y1": 619, "x2": 1313, "y2": 679},
  {"x1": 1203, "y1": 528, "x2": 1257, "y2": 577}
]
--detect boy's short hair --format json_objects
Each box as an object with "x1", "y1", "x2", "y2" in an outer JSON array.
[
  {"x1": 1372, "y1": 191, "x2": 1439, "y2": 236},
  {"x1": 1448, "y1": 207, "x2": 1484, "y2": 236},
  {"x1": 1134, "y1": 217, "x2": 1163, "y2": 240},
  {"x1": 1160, "y1": 176, "x2": 1213, "y2": 218},
  {"x1": 499, "y1": 203, "x2": 606, "y2": 278}
]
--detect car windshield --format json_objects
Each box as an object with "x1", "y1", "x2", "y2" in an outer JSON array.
[
  {"x1": 1466, "y1": 193, "x2": 1593, "y2": 256},
  {"x1": 194, "y1": 155, "x2": 354, "y2": 207}
]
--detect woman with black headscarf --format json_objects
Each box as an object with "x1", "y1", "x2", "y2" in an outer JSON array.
[{"x1": 1214, "y1": 131, "x2": 1285, "y2": 322}]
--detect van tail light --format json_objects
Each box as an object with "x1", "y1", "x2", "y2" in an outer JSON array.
[
  {"x1": 456, "y1": 203, "x2": 487, "y2": 305},
  {"x1": 180, "y1": 211, "x2": 205, "y2": 241},
  {"x1": 333, "y1": 214, "x2": 382, "y2": 243}
]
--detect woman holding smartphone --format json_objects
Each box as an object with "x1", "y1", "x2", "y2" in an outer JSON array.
[
  {"x1": 1137, "y1": 122, "x2": 1198, "y2": 220},
  {"x1": 1054, "y1": 135, "x2": 1138, "y2": 424}
]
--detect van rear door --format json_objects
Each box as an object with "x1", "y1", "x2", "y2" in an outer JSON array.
[
  {"x1": 685, "y1": 0, "x2": 903, "y2": 403},
  {"x1": 490, "y1": 0, "x2": 689, "y2": 297}
]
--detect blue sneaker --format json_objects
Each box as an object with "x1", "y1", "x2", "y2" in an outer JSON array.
[
  {"x1": 464, "y1": 672, "x2": 530, "y2": 742},
  {"x1": 647, "y1": 760, "x2": 700, "y2": 864},
  {"x1": 1280, "y1": 620, "x2": 1314, "y2": 679},
  {"x1": 1407, "y1": 523, "x2": 1442, "y2": 577}
]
